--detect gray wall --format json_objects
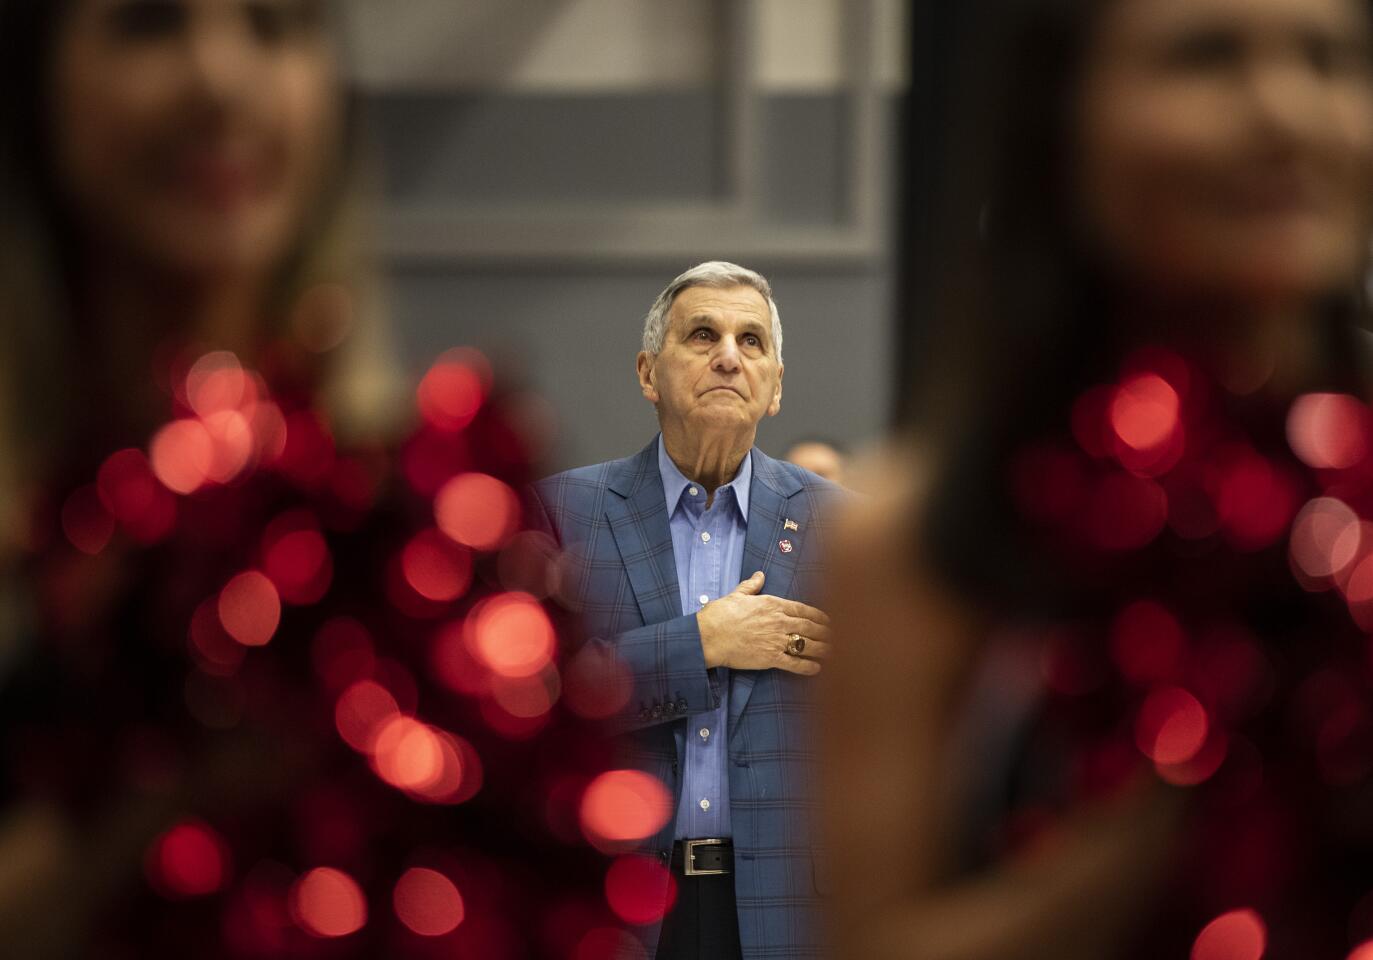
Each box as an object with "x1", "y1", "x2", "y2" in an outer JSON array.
[
  {"x1": 355, "y1": 1, "x2": 903, "y2": 470},
  {"x1": 387, "y1": 263, "x2": 892, "y2": 471}
]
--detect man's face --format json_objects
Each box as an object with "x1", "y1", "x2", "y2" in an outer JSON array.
[{"x1": 637, "y1": 284, "x2": 783, "y2": 436}]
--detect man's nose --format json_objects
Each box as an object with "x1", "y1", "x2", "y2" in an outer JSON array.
[{"x1": 711, "y1": 337, "x2": 743, "y2": 373}]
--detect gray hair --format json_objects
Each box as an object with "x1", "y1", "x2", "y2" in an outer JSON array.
[{"x1": 641, "y1": 261, "x2": 783, "y2": 364}]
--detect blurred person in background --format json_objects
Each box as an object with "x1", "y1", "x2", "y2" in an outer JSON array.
[
  {"x1": 824, "y1": 0, "x2": 1373, "y2": 957},
  {"x1": 0, "y1": 2, "x2": 615, "y2": 957},
  {"x1": 530, "y1": 261, "x2": 843, "y2": 960},
  {"x1": 783, "y1": 438, "x2": 847, "y2": 487}
]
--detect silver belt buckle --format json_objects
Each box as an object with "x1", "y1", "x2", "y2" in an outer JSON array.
[{"x1": 684, "y1": 838, "x2": 727, "y2": 876}]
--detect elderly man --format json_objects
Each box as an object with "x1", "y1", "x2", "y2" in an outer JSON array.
[{"x1": 529, "y1": 262, "x2": 839, "y2": 960}]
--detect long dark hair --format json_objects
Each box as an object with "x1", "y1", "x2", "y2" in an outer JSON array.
[{"x1": 906, "y1": 0, "x2": 1371, "y2": 614}]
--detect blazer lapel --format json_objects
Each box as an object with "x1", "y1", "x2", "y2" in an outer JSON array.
[
  {"x1": 730, "y1": 449, "x2": 804, "y2": 738},
  {"x1": 605, "y1": 438, "x2": 683, "y2": 627}
]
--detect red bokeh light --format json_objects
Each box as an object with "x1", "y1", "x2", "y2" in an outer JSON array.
[
  {"x1": 370, "y1": 715, "x2": 445, "y2": 792},
  {"x1": 189, "y1": 597, "x2": 247, "y2": 676},
  {"x1": 261, "y1": 514, "x2": 333, "y2": 605},
  {"x1": 145, "y1": 819, "x2": 230, "y2": 899},
  {"x1": 1109, "y1": 600, "x2": 1185, "y2": 686},
  {"x1": 393, "y1": 867, "x2": 465, "y2": 937},
  {"x1": 580, "y1": 770, "x2": 673, "y2": 849},
  {"x1": 1136, "y1": 686, "x2": 1209, "y2": 766},
  {"x1": 1215, "y1": 452, "x2": 1298, "y2": 552},
  {"x1": 604, "y1": 855, "x2": 675, "y2": 926},
  {"x1": 97, "y1": 448, "x2": 176, "y2": 543},
  {"x1": 334, "y1": 680, "x2": 401, "y2": 752},
  {"x1": 480, "y1": 695, "x2": 554, "y2": 740},
  {"x1": 185, "y1": 351, "x2": 249, "y2": 416},
  {"x1": 252, "y1": 401, "x2": 289, "y2": 463},
  {"x1": 432, "y1": 620, "x2": 489, "y2": 695},
  {"x1": 312, "y1": 618, "x2": 376, "y2": 692},
  {"x1": 1343, "y1": 553, "x2": 1373, "y2": 631},
  {"x1": 290, "y1": 867, "x2": 367, "y2": 938},
  {"x1": 417, "y1": 351, "x2": 487, "y2": 431},
  {"x1": 218, "y1": 571, "x2": 281, "y2": 647},
  {"x1": 222, "y1": 861, "x2": 293, "y2": 955},
  {"x1": 400, "y1": 530, "x2": 473, "y2": 603},
  {"x1": 466, "y1": 592, "x2": 557, "y2": 679},
  {"x1": 1287, "y1": 393, "x2": 1370, "y2": 470},
  {"x1": 406, "y1": 729, "x2": 470, "y2": 803},
  {"x1": 1111, "y1": 373, "x2": 1180, "y2": 452},
  {"x1": 201, "y1": 409, "x2": 255, "y2": 483},
  {"x1": 435, "y1": 472, "x2": 520, "y2": 551},
  {"x1": 489, "y1": 670, "x2": 561, "y2": 719},
  {"x1": 438, "y1": 733, "x2": 484, "y2": 804},
  {"x1": 61, "y1": 484, "x2": 115, "y2": 556},
  {"x1": 276, "y1": 410, "x2": 336, "y2": 488},
  {"x1": 1155, "y1": 727, "x2": 1229, "y2": 787},
  {"x1": 1348, "y1": 941, "x2": 1373, "y2": 960},
  {"x1": 1190, "y1": 908, "x2": 1266, "y2": 960},
  {"x1": 1083, "y1": 472, "x2": 1169, "y2": 552},
  {"x1": 150, "y1": 419, "x2": 215, "y2": 495},
  {"x1": 1290, "y1": 497, "x2": 1362, "y2": 584}
]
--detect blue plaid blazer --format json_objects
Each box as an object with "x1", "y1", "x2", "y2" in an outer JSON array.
[{"x1": 530, "y1": 437, "x2": 842, "y2": 960}]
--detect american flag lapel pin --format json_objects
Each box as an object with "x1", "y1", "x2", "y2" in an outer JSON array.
[{"x1": 783, "y1": 518, "x2": 799, "y2": 532}]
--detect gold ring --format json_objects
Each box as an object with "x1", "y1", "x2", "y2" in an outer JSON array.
[{"x1": 786, "y1": 633, "x2": 806, "y2": 656}]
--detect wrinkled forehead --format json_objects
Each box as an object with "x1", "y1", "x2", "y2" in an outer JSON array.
[{"x1": 666, "y1": 283, "x2": 771, "y2": 328}]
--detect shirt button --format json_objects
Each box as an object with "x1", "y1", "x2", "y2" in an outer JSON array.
[
  {"x1": 700, "y1": 531, "x2": 711, "y2": 543},
  {"x1": 699, "y1": 727, "x2": 710, "y2": 741},
  {"x1": 689, "y1": 486, "x2": 698, "y2": 496},
  {"x1": 699, "y1": 798, "x2": 710, "y2": 812},
  {"x1": 699, "y1": 594, "x2": 709, "y2": 606}
]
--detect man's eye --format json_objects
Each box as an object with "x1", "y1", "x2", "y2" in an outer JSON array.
[
  {"x1": 744, "y1": 335, "x2": 761, "y2": 347},
  {"x1": 693, "y1": 329, "x2": 712, "y2": 340},
  {"x1": 107, "y1": 0, "x2": 186, "y2": 40}
]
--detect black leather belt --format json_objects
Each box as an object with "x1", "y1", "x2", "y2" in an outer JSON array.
[{"x1": 670, "y1": 838, "x2": 734, "y2": 876}]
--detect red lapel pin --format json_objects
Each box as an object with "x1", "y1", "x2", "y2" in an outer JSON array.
[{"x1": 778, "y1": 539, "x2": 793, "y2": 553}]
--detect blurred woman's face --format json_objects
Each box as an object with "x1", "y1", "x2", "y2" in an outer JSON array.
[
  {"x1": 1078, "y1": 0, "x2": 1373, "y2": 304},
  {"x1": 50, "y1": 0, "x2": 341, "y2": 279}
]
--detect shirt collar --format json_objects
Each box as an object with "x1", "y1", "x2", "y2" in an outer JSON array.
[{"x1": 657, "y1": 434, "x2": 752, "y2": 523}]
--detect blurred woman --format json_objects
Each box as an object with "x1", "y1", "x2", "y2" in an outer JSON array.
[
  {"x1": 825, "y1": 0, "x2": 1373, "y2": 957},
  {"x1": 0, "y1": 0, "x2": 400, "y2": 953},
  {"x1": 0, "y1": 0, "x2": 396, "y2": 556}
]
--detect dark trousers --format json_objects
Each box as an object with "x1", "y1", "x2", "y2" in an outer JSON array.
[{"x1": 654, "y1": 871, "x2": 744, "y2": 960}]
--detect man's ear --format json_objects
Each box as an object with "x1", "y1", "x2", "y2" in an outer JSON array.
[
  {"x1": 636, "y1": 351, "x2": 659, "y2": 404},
  {"x1": 767, "y1": 364, "x2": 784, "y2": 417}
]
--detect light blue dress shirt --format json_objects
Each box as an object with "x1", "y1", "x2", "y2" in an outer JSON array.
[{"x1": 657, "y1": 435, "x2": 751, "y2": 840}]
